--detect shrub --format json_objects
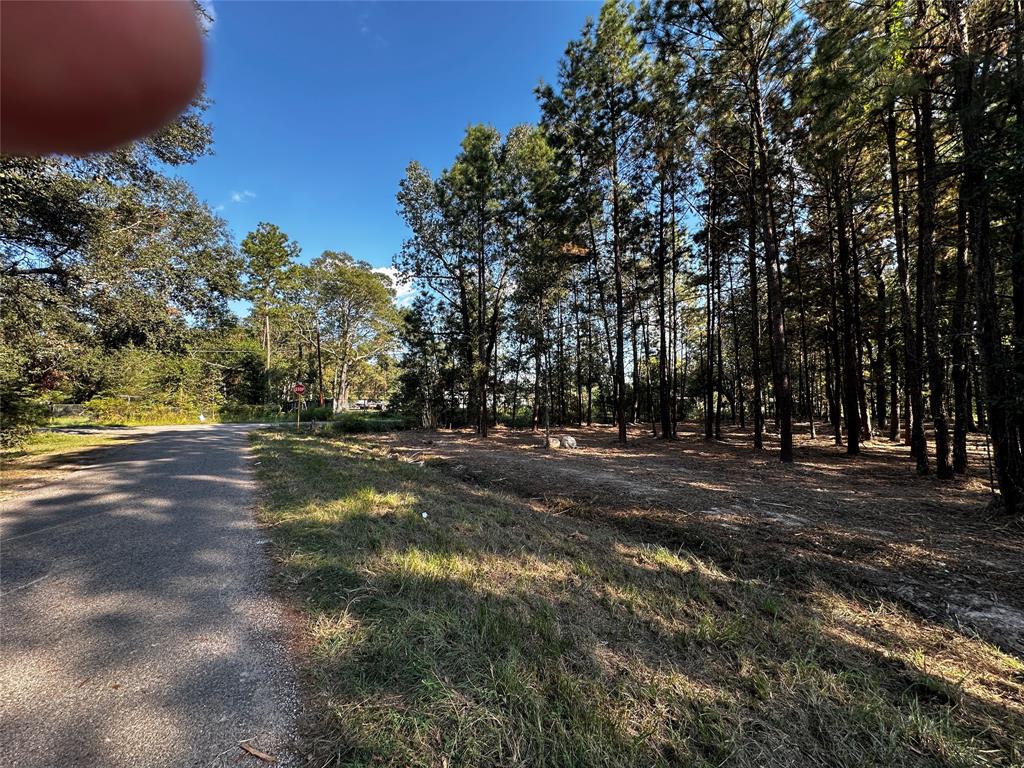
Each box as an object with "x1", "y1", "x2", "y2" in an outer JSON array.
[
  {"x1": 299, "y1": 405, "x2": 334, "y2": 422},
  {"x1": 218, "y1": 403, "x2": 286, "y2": 423},
  {"x1": 86, "y1": 347, "x2": 225, "y2": 424},
  {"x1": 83, "y1": 396, "x2": 195, "y2": 425},
  {"x1": 496, "y1": 407, "x2": 534, "y2": 429},
  {"x1": 331, "y1": 411, "x2": 409, "y2": 433},
  {"x1": 0, "y1": 386, "x2": 46, "y2": 448}
]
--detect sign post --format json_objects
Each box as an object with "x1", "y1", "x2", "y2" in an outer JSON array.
[{"x1": 294, "y1": 383, "x2": 305, "y2": 429}]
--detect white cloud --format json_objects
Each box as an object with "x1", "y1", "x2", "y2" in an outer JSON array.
[
  {"x1": 229, "y1": 190, "x2": 257, "y2": 204},
  {"x1": 373, "y1": 266, "x2": 416, "y2": 306}
]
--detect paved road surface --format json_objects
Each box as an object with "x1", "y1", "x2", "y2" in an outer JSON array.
[{"x1": 1, "y1": 425, "x2": 296, "y2": 767}]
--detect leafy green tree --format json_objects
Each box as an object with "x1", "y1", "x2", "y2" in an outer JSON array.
[
  {"x1": 291, "y1": 252, "x2": 397, "y2": 412},
  {"x1": 394, "y1": 296, "x2": 447, "y2": 428},
  {"x1": 397, "y1": 125, "x2": 522, "y2": 436},
  {"x1": 241, "y1": 222, "x2": 300, "y2": 400},
  {"x1": 503, "y1": 125, "x2": 580, "y2": 442},
  {"x1": 1, "y1": 87, "x2": 240, "y2": 437},
  {"x1": 539, "y1": 0, "x2": 648, "y2": 444}
]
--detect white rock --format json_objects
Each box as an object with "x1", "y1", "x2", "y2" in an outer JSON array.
[{"x1": 559, "y1": 435, "x2": 578, "y2": 449}]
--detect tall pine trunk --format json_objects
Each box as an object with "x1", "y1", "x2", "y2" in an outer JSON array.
[
  {"x1": 611, "y1": 151, "x2": 627, "y2": 444},
  {"x1": 834, "y1": 170, "x2": 860, "y2": 455},
  {"x1": 949, "y1": 0, "x2": 1024, "y2": 512},
  {"x1": 915, "y1": 86, "x2": 952, "y2": 477},
  {"x1": 873, "y1": 258, "x2": 889, "y2": 435},
  {"x1": 750, "y1": 75, "x2": 793, "y2": 462},
  {"x1": 657, "y1": 178, "x2": 672, "y2": 438},
  {"x1": 952, "y1": 190, "x2": 971, "y2": 474},
  {"x1": 887, "y1": 101, "x2": 926, "y2": 470},
  {"x1": 746, "y1": 135, "x2": 764, "y2": 450}
]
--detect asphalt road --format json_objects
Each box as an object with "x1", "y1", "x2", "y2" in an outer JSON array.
[{"x1": 0, "y1": 425, "x2": 297, "y2": 767}]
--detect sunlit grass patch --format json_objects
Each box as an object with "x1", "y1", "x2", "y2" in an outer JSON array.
[
  {"x1": 0, "y1": 429, "x2": 134, "y2": 496},
  {"x1": 251, "y1": 430, "x2": 1024, "y2": 768},
  {"x1": 1, "y1": 429, "x2": 123, "y2": 461}
]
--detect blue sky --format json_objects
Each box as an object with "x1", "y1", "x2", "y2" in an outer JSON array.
[{"x1": 176, "y1": 1, "x2": 600, "y2": 302}]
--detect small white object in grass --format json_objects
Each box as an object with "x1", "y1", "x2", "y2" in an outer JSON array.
[
  {"x1": 198, "y1": 413, "x2": 206, "y2": 422},
  {"x1": 421, "y1": 512, "x2": 429, "y2": 519}
]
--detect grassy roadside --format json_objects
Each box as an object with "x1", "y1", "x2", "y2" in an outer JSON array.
[
  {"x1": 42, "y1": 415, "x2": 288, "y2": 428},
  {"x1": 0, "y1": 430, "x2": 137, "y2": 497},
  {"x1": 251, "y1": 430, "x2": 1024, "y2": 768}
]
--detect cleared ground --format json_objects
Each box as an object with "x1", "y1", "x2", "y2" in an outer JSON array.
[
  {"x1": 380, "y1": 423, "x2": 1024, "y2": 657},
  {"x1": 252, "y1": 423, "x2": 1024, "y2": 768}
]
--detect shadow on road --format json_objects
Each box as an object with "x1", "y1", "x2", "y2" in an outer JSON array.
[{"x1": 0, "y1": 425, "x2": 295, "y2": 768}]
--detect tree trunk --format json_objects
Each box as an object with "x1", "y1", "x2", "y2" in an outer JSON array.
[
  {"x1": 611, "y1": 142, "x2": 628, "y2": 444},
  {"x1": 834, "y1": 170, "x2": 860, "y2": 455},
  {"x1": 670, "y1": 183, "x2": 680, "y2": 437},
  {"x1": 826, "y1": 188, "x2": 844, "y2": 447},
  {"x1": 746, "y1": 134, "x2": 764, "y2": 450},
  {"x1": 750, "y1": 74, "x2": 793, "y2": 462},
  {"x1": 889, "y1": 335, "x2": 900, "y2": 442},
  {"x1": 477, "y1": 225, "x2": 488, "y2": 438},
  {"x1": 825, "y1": 342, "x2": 839, "y2": 444},
  {"x1": 949, "y1": 0, "x2": 1024, "y2": 512},
  {"x1": 915, "y1": 86, "x2": 952, "y2": 477},
  {"x1": 331, "y1": 368, "x2": 341, "y2": 414},
  {"x1": 339, "y1": 363, "x2": 350, "y2": 411},
  {"x1": 847, "y1": 186, "x2": 872, "y2": 441},
  {"x1": 730, "y1": 258, "x2": 747, "y2": 431},
  {"x1": 705, "y1": 185, "x2": 716, "y2": 441},
  {"x1": 532, "y1": 333, "x2": 542, "y2": 431},
  {"x1": 715, "y1": 245, "x2": 724, "y2": 440},
  {"x1": 971, "y1": 349, "x2": 985, "y2": 429},
  {"x1": 574, "y1": 280, "x2": 584, "y2": 426},
  {"x1": 873, "y1": 258, "x2": 889, "y2": 436},
  {"x1": 315, "y1": 324, "x2": 325, "y2": 407},
  {"x1": 630, "y1": 275, "x2": 641, "y2": 426},
  {"x1": 952, "y1": 187, "x2": 971, "y2": 474},
  {"x1": 887, "y1": 96, "x2": 926, "y2": 469},
  {"x1": 264, "y1": 312, "x2": 272, "y2": 403},
  {"x1": 793, "y1": 210, "x2": 815, "y2": 439},
  {"x1": 510, "y1": 339, "x2": 522, "y2": 430},
  {"x1": 657, "y1": 178, "x2": 672, "y2": 438},
  {"x1": 1012, "y1": 0, "x2": 1024, "y2": 461}
]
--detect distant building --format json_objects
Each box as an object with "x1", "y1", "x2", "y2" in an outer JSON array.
[{"x1": 353, "y1": 399, "x2": 388, "y2": 411}]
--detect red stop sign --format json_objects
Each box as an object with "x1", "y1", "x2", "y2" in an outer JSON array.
[{"x1": 294, "y1": 383, "x2": 305, "y2": 395}]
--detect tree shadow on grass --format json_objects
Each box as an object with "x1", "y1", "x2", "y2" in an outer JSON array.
[
  {"x1": 378, "y1": 424, "x2": 1024, "y2": 659},
  {"x1": 254, "y1": 432, "x2": 1024, "y2": 768}
]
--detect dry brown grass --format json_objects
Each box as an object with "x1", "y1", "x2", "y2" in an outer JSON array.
[
  {"x1": 378, "y1": 422, "x2": 1024, "y2": 657},
  {"x1": 252, "y1": 427, "x2": 1024, "y2": 768},
  {"x1": 0, "y1": 430, "x2": 137, "y2": 499}
]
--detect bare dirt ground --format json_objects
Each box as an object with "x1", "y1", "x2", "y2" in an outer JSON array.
[{"x1": 374, "y1": 421, "x2": 1024, "y2": 658}]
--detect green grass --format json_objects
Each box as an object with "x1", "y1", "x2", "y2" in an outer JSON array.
[
  {"x1": 330, "y1": 411, "x2": 409, "y2": 433},
  {"x1": 42, "y1": 409, "x2": 404, "y2": 430},
  {"x1": 251, "y1": 431, "x2": 1024, "y2": 768},
  {"x1": 43, "y1": 415, "x2": 117, "y2": 428},
  {"x1": 42, "y1": 412, "x2": 293, "y2": 428},
  {"x1": 0, "y1": 429, "x2": 136, "y2": 494},
  {"x1": 1, "y1": 429, "x2": 126, "y2": 462}
]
